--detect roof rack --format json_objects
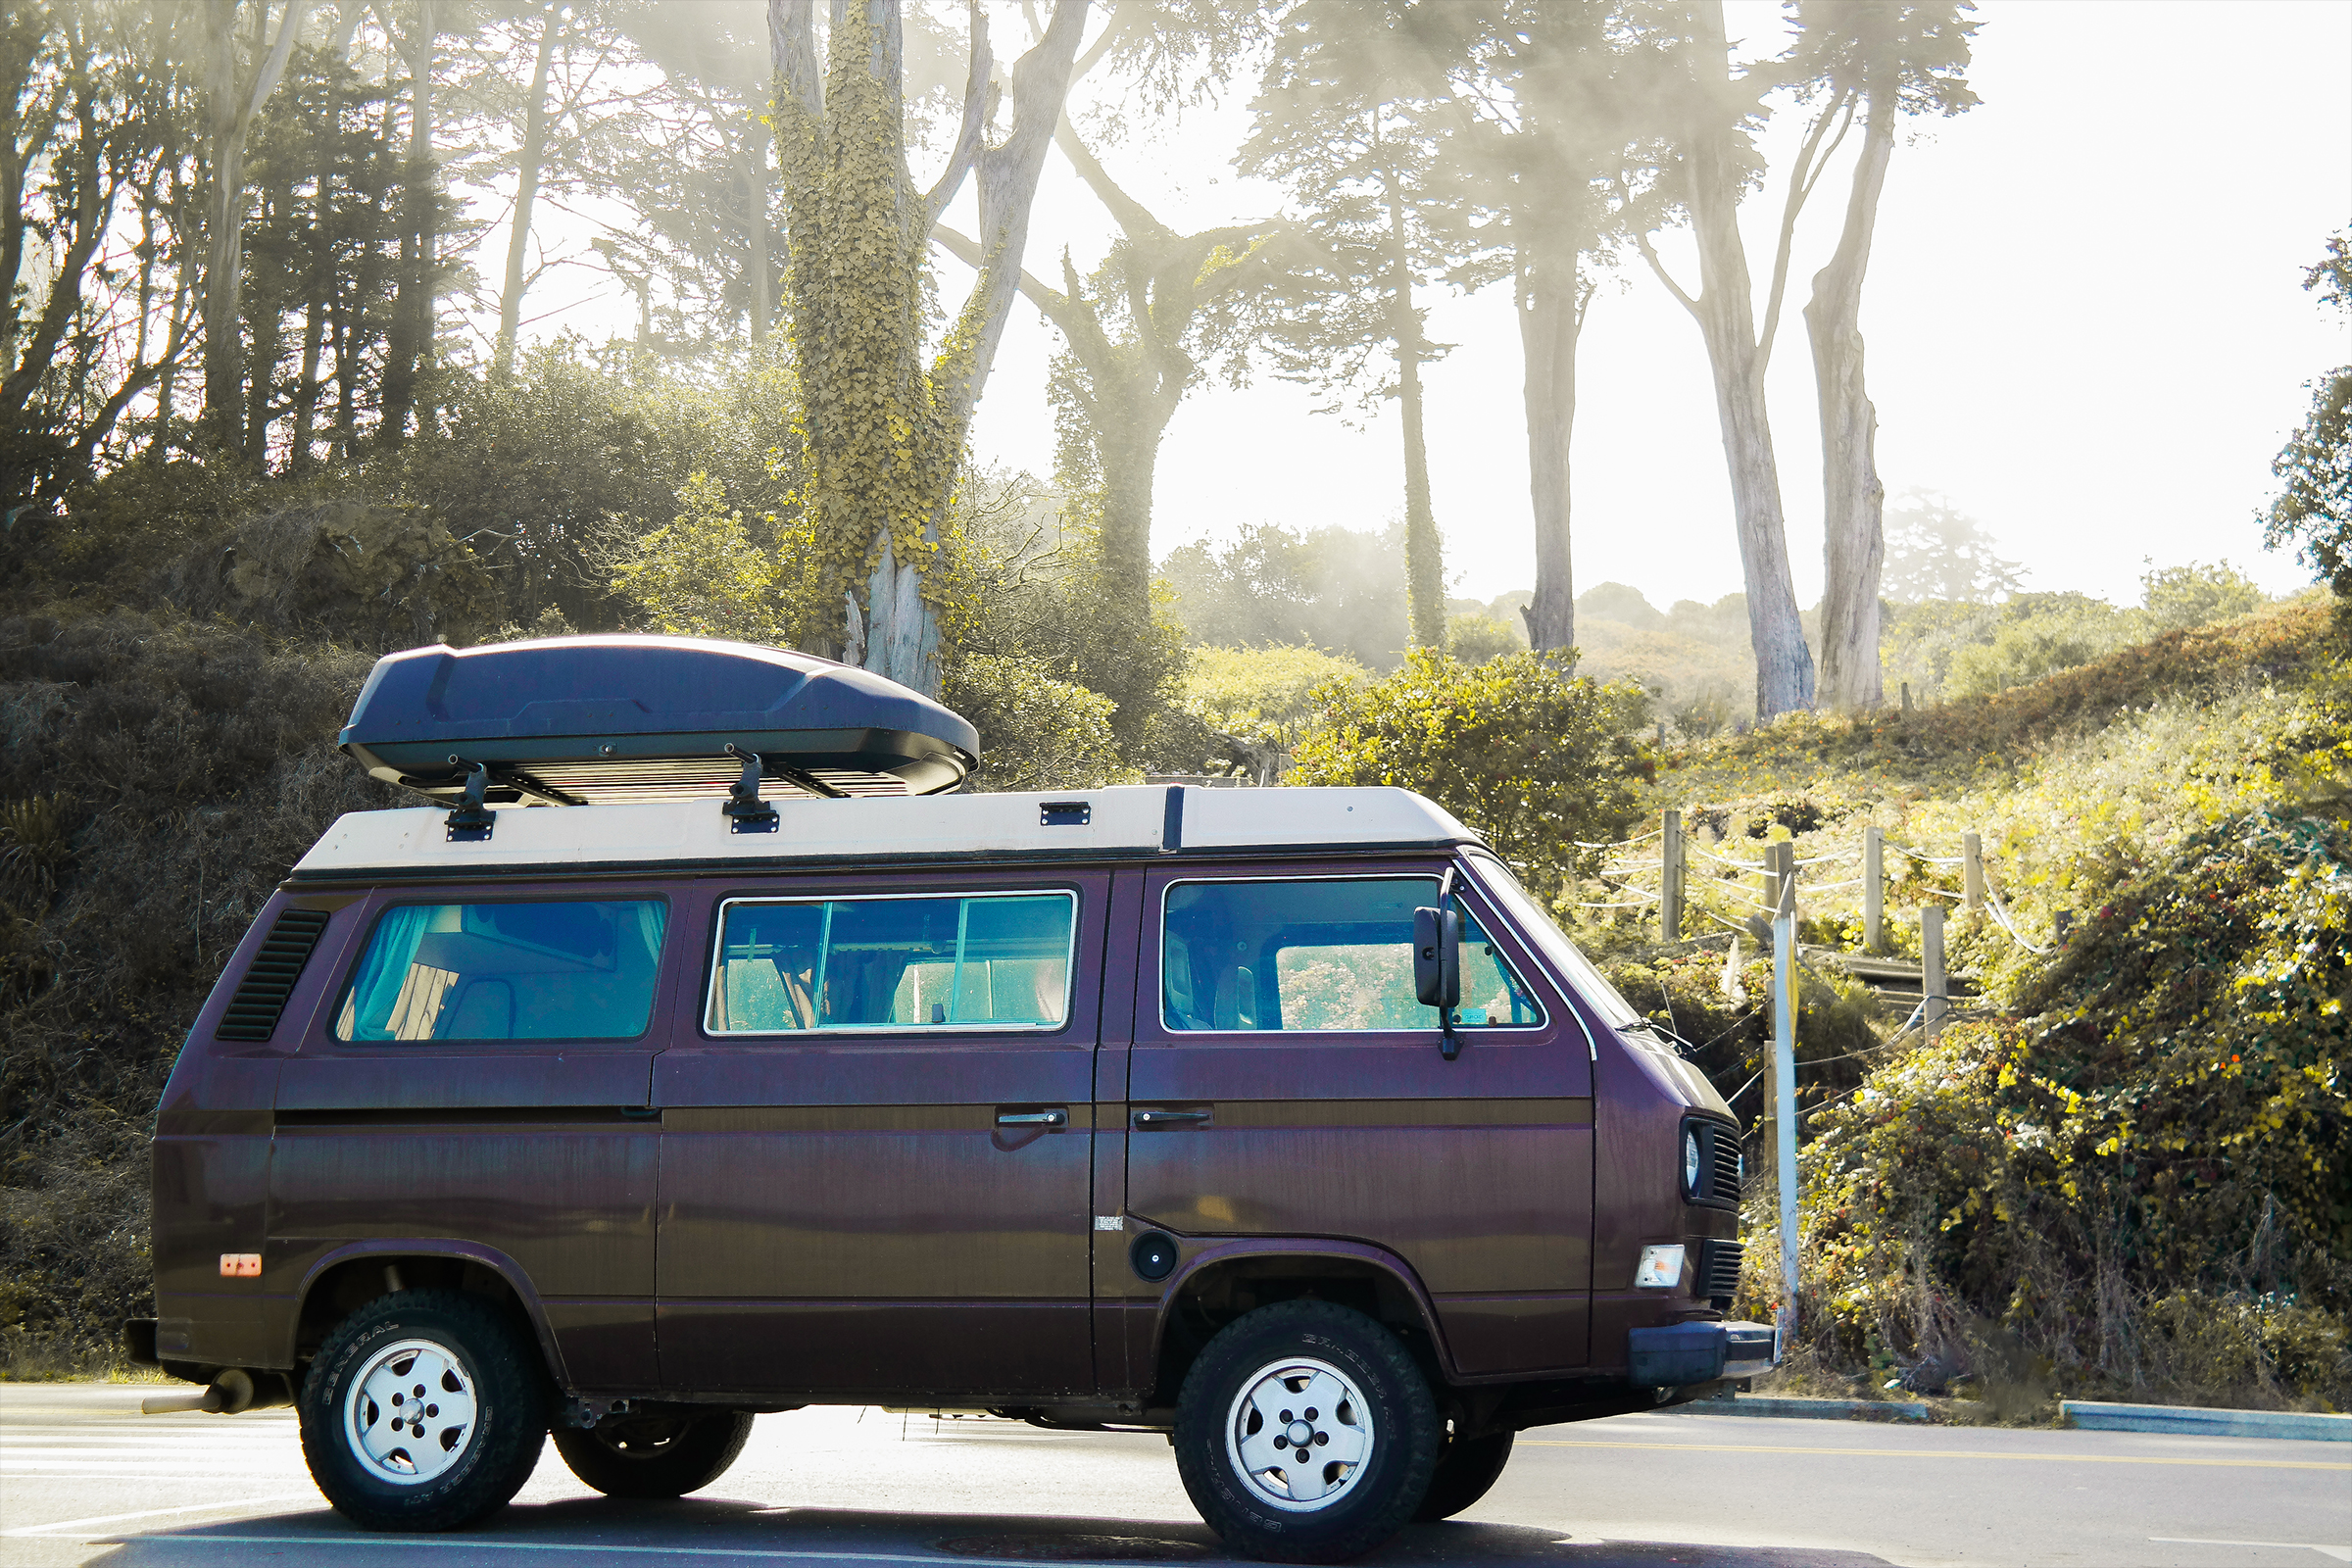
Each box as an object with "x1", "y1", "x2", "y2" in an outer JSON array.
[{"x1": 340, "y1": 636, "x2": 979, "y2": 830}]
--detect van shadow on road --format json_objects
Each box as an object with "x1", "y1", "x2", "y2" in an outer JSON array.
[{"x1": 78, "y1": 1498, "x2": 1899, "y2": 1568}]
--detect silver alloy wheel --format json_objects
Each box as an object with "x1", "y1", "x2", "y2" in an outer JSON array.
[
  {"x1": 343, "y1": 1337, "x2": 478, "y2": 1485},
  {"x1": 1223, "y1": 1355, "x2": 1376, "y2": 1512}
]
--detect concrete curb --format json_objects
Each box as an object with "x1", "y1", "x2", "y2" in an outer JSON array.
[
  {"x1": 1668, "y1": 1395, "x2": 1936, "y2": 1423},
  {"x1": 2061, "y1": 1400, "x2": 2351, "y2": 1442}
]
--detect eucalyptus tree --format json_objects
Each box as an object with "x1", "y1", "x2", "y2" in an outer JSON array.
[
  {"x1": 934, "y1": 3, "x2": 1280, "y2": 629},
  {"x1": 1794, "y1": 0, "x2": 1977, "y2": 710},
  {"x1": 1242, "y1": 1, "x2": 1470, "y2": 652},
  {"x1": 765, "y1": 0, "x2": 1088, "y2": 695},
  {"x1": 1400, "y1": 0, "x2": 1672, "y2": 657},
  {"x1": 1618, "y1": 0, "x2": 1843, "y2": 717},
  {"x1": 197, "y1": 0, "x2": 312, "y2": 452},
  {"x1": 936, "y1": 120, "x2": 1279, "y2": 617},
  {"x1": 2, "y1": 2, "x2": 202, "y2": 499}
]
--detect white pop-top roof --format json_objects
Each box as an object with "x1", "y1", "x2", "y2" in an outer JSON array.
[{"x1": 290, "y1": 785, "x2": 1482, "y2": 878}]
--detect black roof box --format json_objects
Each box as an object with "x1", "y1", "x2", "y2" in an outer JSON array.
[{"x1": 340, "y1": 636, "x2": 978, "y2": 805}]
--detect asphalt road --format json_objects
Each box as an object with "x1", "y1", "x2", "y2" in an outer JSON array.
[{"x1": 2, "y1": 1383, "x2": 2345, "y2": 1568}]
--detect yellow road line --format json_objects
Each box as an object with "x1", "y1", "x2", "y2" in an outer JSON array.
[{"x1": 1519, "y1": 1440, "x2": 2349, "y2": 1471}]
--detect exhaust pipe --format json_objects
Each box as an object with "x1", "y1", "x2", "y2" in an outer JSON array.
[{"x1": 141, "y1": 1368, "x2": 291, "y2": 1416}]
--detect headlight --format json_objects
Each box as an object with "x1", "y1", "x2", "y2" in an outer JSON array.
[
  {"x1": 1683, "y1": 1128, "x2": 1702, "y2": 1198},
  {"x1": 1635, "y1": 1244, "x2": 1686, "y2": 1289}
]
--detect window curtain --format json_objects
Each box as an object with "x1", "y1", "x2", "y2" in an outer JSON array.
[{"x1": 340, "y1": 905, "x2": 437, "y2": 1040}]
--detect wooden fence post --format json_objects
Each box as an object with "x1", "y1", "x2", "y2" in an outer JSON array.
[
  {"x1": 1963, "y1": 831, "x2": 1984, "y2": 911},
  {"x1": 1863, "y1": 825, "x2": 1885, "y2": 954},
  {"x1": 1923, "y1": 905, "x2": 1947, "y2": 1041},
  {"x1": 1660, "y1": 808, "x2": 1684, "y2": 943},
  {"x1": 1761, "y1": 840, "x2": 1785, "y2": 917}
]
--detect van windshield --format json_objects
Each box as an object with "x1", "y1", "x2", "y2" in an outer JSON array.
[{"x1": 1464, "y1": 853, "x2": 1647, "y2": 1030}]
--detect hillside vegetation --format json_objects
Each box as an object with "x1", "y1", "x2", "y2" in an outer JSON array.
[{"x1": 1580, "y1": 595, "x2": 2350, "y2": 1414}]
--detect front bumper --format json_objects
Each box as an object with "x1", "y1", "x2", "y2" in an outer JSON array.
[{"x1": 1628, "y1": 1320, "x2": 1779, "y2": 1387}]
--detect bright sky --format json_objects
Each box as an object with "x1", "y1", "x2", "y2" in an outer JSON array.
[
  {"x1": 946, "y1": 0, "x2": 2352, "y2": 612},
  {"x1": 521, "y1": 0, "x2": 2352, "y2": 612}
]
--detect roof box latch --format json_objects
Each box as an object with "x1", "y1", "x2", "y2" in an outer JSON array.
[
  {"x1": 723, "y1": 744, "x2": 780, "y2": 834},
  {"x1": 444, "y1": 757, "x2": 494, "y2": 842}
]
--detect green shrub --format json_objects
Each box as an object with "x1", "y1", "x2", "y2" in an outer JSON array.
[
  {"x1": 1290, "y1": 649, "x2": 1652, "y2": 897},
  {"x1": 944, "y1": 654, "x2": 1133, "y2": 793}
]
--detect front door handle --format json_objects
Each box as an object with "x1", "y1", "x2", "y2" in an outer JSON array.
[
  {"x1": 996, "y1": 1108, "x2": 1068, "y2": 1128},
  {"x1": 1133, "y1": 1107, "x2": 1210, "y2": 1129}
]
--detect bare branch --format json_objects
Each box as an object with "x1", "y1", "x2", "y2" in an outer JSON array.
[
  {"x1": 923, "y1": 2, "x2": 992, "y2": 232},
  {"x1": 1758, "y1": 89, "x2": 1852, "y2": 364},
  {"x1": 1054, "y1": 114, "x2": 1167, "y2": 243},
  {"x1": 931, "y1": 220, "x2": 1072, "y2": 331},
  {"x1": 1615, "y1": 172, "x2": 1699, "y2": 318}
]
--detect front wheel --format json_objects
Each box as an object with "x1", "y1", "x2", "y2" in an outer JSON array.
[
  {"x1": 298, "y1": 1289, "x2": 549, "y2": 1532},
  {"x1": 554, "y1": 1409, "x2": 755, "y2": 1497},
  {"x1": 1172, "y1": 1299, "x2": 1440, "y2": 1563}
]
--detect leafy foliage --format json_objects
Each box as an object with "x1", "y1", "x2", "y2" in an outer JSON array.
[
  {"x1": 2263, "y1": 232, "x2": 2352, "y2": 610},
  {"x1": 942, "y1": 655, "x2": 1130, "y2": 795},
  {"x1": 1789, "y1": 810, "x2": 2351, "y2": 1407},
  {"x1": 607, "y1": 473, "x2": 808, "y2": 645},
  {"x1": 1290, "y1": 648, "x2": 1651, "y2": 895}
]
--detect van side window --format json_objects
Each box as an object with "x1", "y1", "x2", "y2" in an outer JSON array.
[
  {"x1": 708, "y1": 892, "x2": 1075, "y2": 1035},
  {"x1": 1162, "y1": 878, "x2": 1542, "y2": 1033},
  {"x1": 333, "y1": 901, "x2": 667, "y2": 1043}
]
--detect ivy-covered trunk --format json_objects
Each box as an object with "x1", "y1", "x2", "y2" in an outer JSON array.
[{"x1": 768, "y1": 0, "x2": 1084, "y2": 699}]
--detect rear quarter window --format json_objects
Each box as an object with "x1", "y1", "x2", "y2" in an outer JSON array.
[{"x1": 333, "y1": 900, "x2": 667, "y2": 1043}]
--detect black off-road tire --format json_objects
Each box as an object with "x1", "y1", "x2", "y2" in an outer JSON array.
[
  {"x1": 298, "y1": 1288, "x2": 550, "y2": 1532},
  {"x1": 1413, "y1": 1430, "x2": 1513, "y2": 1521},
  {"x1": 1172, "y1": 1299, "x2": 1441, "y2": 1563},
  {"x1": 554, "y1": 1410, "x2": 755, "y2": 1497}
]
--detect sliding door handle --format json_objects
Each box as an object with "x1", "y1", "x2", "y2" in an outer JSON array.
[
  {"x1": 1133, "y1": 1107, "x2": 1210, "y2": 1129},
  {"x1": 996, "y1": 1108, "x2": 1068, "y2": 1128}
]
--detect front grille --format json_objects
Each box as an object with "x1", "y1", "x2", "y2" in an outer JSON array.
[
  {"x1": 217, "y1": 908, "x2": 331, "y2": 1041},
  {"x1": 1688, "y1": 1119, "x2": 1742, "y2": 1208},
  {"x1": 1697, "y1": 1238, "x2": 1744, "y2": 1303}
]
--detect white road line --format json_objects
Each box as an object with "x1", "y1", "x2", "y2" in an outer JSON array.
[
  {"x1": 66, "y1": 1536, "x2": 1180, "y2": 1564},
  {"x1": 2, "y1": 1494, "x2": 320, "y2": 1540},
  {"x1": 2149, "y1": 1540, "x2": 2352, "y2": 1563}
]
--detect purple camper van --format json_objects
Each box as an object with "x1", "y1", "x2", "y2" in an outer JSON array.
[{"x1": 131, "y1": 635, "x2": 1770, "y2": 1563}]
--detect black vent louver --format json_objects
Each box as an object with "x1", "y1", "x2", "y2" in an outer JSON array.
[
  {"x1": 1697, "y1": 1238, "x2": 1744, "y2": 1303},
  {"x1": 216, "y1": 908, "x2": 332, "y2": 1042}
]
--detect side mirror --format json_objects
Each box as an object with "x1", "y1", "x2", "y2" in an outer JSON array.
[{"x1": 1413, "y1": 906, "x2": 1460, "y2": 1009}]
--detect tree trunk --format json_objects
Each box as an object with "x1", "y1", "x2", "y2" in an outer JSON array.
[
  {"x1": 243, "y1": 173, "x2": 282, "y2": 461},
  {"x1": 1807, "y1": 106, "x2": 1893, "y2": 712},
  {"x1": 1388, "y1": 163, "x2": 1443, "y2": 653},
  {"x1": 198, "y1": 6, "x2": 252, "y2": 453},
  {"x1": 289, "y1": 14, "x2": 354, "y2": 469},
  {"x1": 1096, "y1": 390, "x2": 1167, "y2": 611},
  {"x1": 1518, "y1": 245, "x2": 1582, "y2": 656},
  {"x1": 737, "y1": 112, "x2": 772, "y2": 341},
  {"x1": 1673, "y1": 1, "x2": 1815, "y2": 717},
  {"x1": 381, "y1": 1, "x2": 436, "y2": 445},
  {"x1": 195, "y1": 0, "x2": 307, "y2": 457},
  {"x1": 495, "y1": 7, "x2": 559, "y2": 380}
]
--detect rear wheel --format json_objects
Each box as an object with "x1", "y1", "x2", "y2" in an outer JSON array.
[
  {"x1": 1172, "y1": 1299, "x2": 1439, "y2": 1563},
  {"x1": 554, "y1": 1410, "x2": 755, "y2": 1497},
  {"x1": 298, "y1": 1289, "x2": 548, "y2": 1532},
  {"x1": 1414, "y1": 1431, "x2": 1513, "y2": 1521}
]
